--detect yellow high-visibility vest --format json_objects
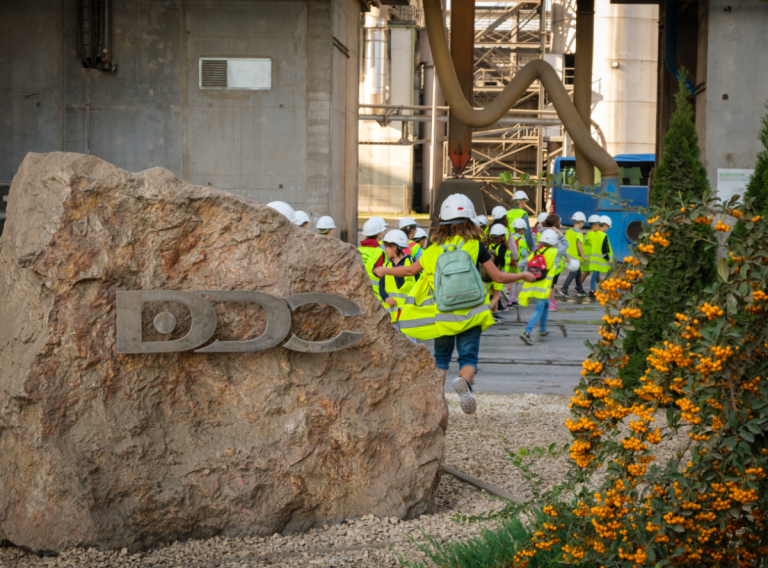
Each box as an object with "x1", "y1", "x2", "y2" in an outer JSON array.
[
  {"x1": 398, "y1": 236, "x2": 494, "y2": 340},
  {"x1": 512, "y1": 234, "x2": 529, "y2": 272},
  {"x1": 519, "y1": 246, "x2": 558, "y2": 306},
  {"x1": 382, "y1": 256, "x2": 417, "y2": 323},
  {"x1": 565, "y1": 228, "x2": 584, "y2": 260},
  {"x1": 581, "y1": 230, "x2": 598, "y2": 271},
  {"x1": 587, "y1": 231, "x2": 612, "y2": 273},
  {"x1": 489, "y1": 243, "x2": 512, "y2": 292},
  {"x1": 359, "y1": 246, "x2": 385, "y2": 302},
  {"x1": 506, "y1": 208, "x2": 525, "y2": 227}
]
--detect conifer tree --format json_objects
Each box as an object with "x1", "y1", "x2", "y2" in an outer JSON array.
[
  {"x1": 740, "y1": 101, "x2": 768, "y2": 216},
  {"x1": 621, "y1": 72, "x2": 717, "y2": 388}
]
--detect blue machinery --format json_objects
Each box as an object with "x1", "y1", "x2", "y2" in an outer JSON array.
[{"x1": 552, "y1": 154, "x2": 655, "y2": 262}]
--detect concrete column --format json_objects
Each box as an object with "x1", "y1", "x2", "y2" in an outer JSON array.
[{"x1": 419, "y1": 28, "x2": 445, "y2": 214}]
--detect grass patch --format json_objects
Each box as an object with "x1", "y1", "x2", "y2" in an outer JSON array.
[{"x1": 395, "y1": 517, "x2": 561, "y2": 568}]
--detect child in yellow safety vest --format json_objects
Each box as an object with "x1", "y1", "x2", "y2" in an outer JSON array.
[
  {"x1": 476, "y1": 215, "x2": 490, "y2": 237},
  {"x1": 541, "y1": 214, "x2": 567, "y2": 312},
  {"x1": 520, "y1": 228, "x2": 562, "y2": 345},
  {"x1": 488, "y1": 224, "x2": 513, "y2": 320},
  {"x1": 374, "y1": 193, "x2": 535, "y2": 415},
  {"x1": 581, "y1": 214, "x2": 601, "y2": 296},
  {"x1": 378, "y1": 230, "x2": 419, "y2": 331},
  {"x1": 398, "y1": 217, "x2": 423, "y2": 261},
  {"x1": 587, "y1": 215, "x2": 614, "y2": 297},
  {"x1": 508, "y1": 217, "x2": 530, "y2": 307},
  {"x1": 559, "y1": 212, "x2": 589, "y2": 298},
  {"x1": 358, "y1": 217, "x2": 389, "y2": 302}
]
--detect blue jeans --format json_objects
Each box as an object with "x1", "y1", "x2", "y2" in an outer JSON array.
[
  {"x1": 433, "y1": 326, "x2": 482, "y2": 371},
  {"x1": 525, "y1": 298, "x2": 550, "y2": 334},
  {"x1": 591, "y1": 270, "x2": 600, "y2": 292}
]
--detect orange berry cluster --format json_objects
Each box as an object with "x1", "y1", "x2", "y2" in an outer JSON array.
[
  {"x1": 699, "y1": 302, "x2": 724, "y2": 319},
  {"x1": 649, "y1": 231, "x2": 670, "y2": 247},
  {"x1": 581, "y1": 359, "x2": 603, "y2": 376},
  {"x1": 677, "y1": 397, "x2": 702, "y2": 424},
  {"x1": 620, "y1": 307, "x2": 642, "y2": 319},
  {"x1": 623, "y1": 256, "x2": 640, "y2": 266},
  {"x1": 715, "y1": 219, "x2": 731, "y2": 232},
  {"x1": 625, "y1": 269, "x2": 643, "y2": 280},
  {"x1": 754, "y1": 289, "x2": 768, "y2": 302},
  {"x1": 637, "y1": 243, "x2": 654, "y2": 254},
  {"x1": 694, "y1": 215, "x2": 714, "y2": 224},
  {"x1": 730, "y1": 209, "x2": 744, "y2": 219}
]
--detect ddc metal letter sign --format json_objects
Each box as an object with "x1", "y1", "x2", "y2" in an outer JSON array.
[{"x1": 116, "y1": 291, "x2": 363, "y2": 354}]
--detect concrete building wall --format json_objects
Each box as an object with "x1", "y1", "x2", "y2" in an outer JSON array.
[
  {"x1": 699, "y1": 0, "x2": 768, "y2": 185},
  {"x1": 0, "y1": 0, "x2": 359, "y2": 237},
  {"x1": 591, "y1": 0, "x2": 658, "y2": 156}
]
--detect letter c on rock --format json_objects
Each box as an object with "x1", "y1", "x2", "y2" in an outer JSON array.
[{"x1": 283, "y1": 293, "x2": 364, "y2": 353}]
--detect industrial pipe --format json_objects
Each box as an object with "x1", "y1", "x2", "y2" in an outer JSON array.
[
  {"x1": 422, "y1": 0, "x2": 619, "y2": 181},
  {"x1": 363, "y1": 7, "x2": 389, "y2": 114},
  {"x1": 573, "y1": 0, "x2": 595, "y2": 185}
]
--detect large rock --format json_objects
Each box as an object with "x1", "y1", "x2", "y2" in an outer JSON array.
[{"x1": 0, "y1": 152, "x2": 446, "y2": 553}]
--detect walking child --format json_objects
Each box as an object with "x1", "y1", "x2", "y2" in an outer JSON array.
[
  {"x1": 487, "y1": 224, "x2": 513, "y2": 321},
  {"x1": 414, "y1": 227, "x2": 428, "y2": 251},
  {"x1": 374, "y1": 193, "x2": 535, "y2": 414},
  {"x1": 587, "y1": 215, "x2": 614, "y2": 296},
  {"x1": 508, "y1": 218, "x2": 530, "y2": 306},
  {"x1": 378, "y1": 229, "x2": 419, "y2": 325},
  {"x1": 581, "y1": 214, "x2": 601, "y2": 294},
  {"x1": 519, "y1": 229, "x2": 561, "y2": 345},
  {"x1": 559, "y1": 212, "x2": 588, "y2": 297},
  {"x1": 541, "y1": 214, "x2": 566, "y2": 311},
  {"x1": 358, "y1": 217, "x2": 388, "y2": 302},
  {"x1": 316, "y1": 216, "x2": 335, "y2": 236}
]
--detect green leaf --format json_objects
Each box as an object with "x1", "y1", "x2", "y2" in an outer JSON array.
[
  {"x1": 746, "y1": 419, "x2": 762, "y2": 433},
  {"x1": 718, "y1": 257, "x2": 729, "y2": 282},
  {"x1": 740, "y1": 430, "x2": 755, "y2": 443},
  {"x1": 727, "y1": 293, "x2": 738, "y2": 315}
]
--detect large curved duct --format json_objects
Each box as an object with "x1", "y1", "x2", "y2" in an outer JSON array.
[
  {"x1": 422, "y1": 0, "x2": 619, "y2": 180},
  {"x1": 574, "y1": 0, "x2": 595, "y2": 185}
]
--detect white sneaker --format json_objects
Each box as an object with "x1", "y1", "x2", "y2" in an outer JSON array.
[{"x1": 452, "y1": 377, "x2": 477, "y2": 414}]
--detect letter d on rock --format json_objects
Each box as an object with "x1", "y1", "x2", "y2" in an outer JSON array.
[{"x1": 116, "y1": 291, "x2": 218, "y2": 353}]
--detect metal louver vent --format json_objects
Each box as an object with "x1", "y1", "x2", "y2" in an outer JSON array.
[{"x1": 200, "y1": 59, "x2": 227, "y2": 88}]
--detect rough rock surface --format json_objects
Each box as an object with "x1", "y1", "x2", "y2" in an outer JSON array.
[{"x1": 0, "y1": 152, "x2": 447, "y2": 554}]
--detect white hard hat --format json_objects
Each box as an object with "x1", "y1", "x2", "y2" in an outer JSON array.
[
  {"x1": 414, "y1": 227, "x2": 428, "y2": 240},
  {"x1": 489, "y1": 224, "x2": 509, "y2": 237},
  {"x1": 537, "y1": 212, "x2": 549, "y2": 224},
  {"x1": 398, "y1": 217, "x2": 417, "y2": 229},
  {"x1": 316, "y1": 216, "x2": 336, "y2": 230},
  {"x1": 476, "y1": 215, "x2": 489, "y2": 227},
  {"x1": 293, "y1": 211, "x2": 310, "y2": 226},
  {"x1": 567, "y1": 257, "x2": 580, "y2": 272},
  {"x1": 362, "y1": 217, "x2": 387, "y2": 237},
  {"x1": 513, "y1": 190, "x2": 528, "y2": 201},
  {"x1": 491, "y1": 206, "x2": 508, "y2": 220},
  {"x1": 588, "y1": 214, "x2": 601, "y2": 224},
  {"x1": 599, "y1": 215, "x2": 613, "y2": 227},
  {"x1": 539, "y1": 228, "x2": 559, "y2": 246},
  {"x1": 571, "y1": 212, "x2": 587, "y2": 222},
  {"x1": 381, "y1": 229, "x2": 409, "y2": 249},
  {"x1": 267, "y1": 201, "x2": 296, "y2": 223},
  {"x1": 439, "y1": 193, "x2": 476, "y2": 222},
  {"x1": 512, "y1": 218, "x2": 527, "y2": 230}
]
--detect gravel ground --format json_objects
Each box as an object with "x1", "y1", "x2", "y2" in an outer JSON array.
[{"x1": 0, "y1": 393, "x2": 689, "y2": 568}]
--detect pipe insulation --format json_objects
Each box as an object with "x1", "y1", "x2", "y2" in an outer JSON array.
[
  {"x1": 574, "y1": 0, "x2": 595, "y2": 185},
  {"x1": 422, "y1": 0, "x2": 618, "y2": 179}
]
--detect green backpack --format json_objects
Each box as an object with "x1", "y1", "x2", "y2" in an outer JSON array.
[{"x1": 434, "y1": 240, "x2": 486, "y2": 312}]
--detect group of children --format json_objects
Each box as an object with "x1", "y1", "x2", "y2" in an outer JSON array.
[{"x1": 266, "y1": 201, "x2": 338, "y2": 235}]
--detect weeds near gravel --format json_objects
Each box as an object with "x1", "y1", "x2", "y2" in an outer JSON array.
[{"x1": 394, "y1": 518, "x2": 561, "y2": 568}]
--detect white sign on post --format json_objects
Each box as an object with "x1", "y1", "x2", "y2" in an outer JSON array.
[{"x1": 717, "y1": 169, "x2": 754, "y2": 203}]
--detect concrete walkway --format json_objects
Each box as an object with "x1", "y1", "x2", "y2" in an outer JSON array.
[{"x1": 428, "y1": 296, "x2": 605, "y2": 396}]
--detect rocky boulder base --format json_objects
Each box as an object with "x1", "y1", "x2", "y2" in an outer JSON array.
[{"x1": 0, "y1": 152, "x2": 446, "y2": 553}]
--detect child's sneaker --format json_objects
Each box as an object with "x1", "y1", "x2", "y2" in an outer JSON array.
[
  {"x1": 452, "y1": 377, "x2": 477, "y2": 414},
  {"x1": 557, "y1": 287, "x2": 568, "y2": 297},
  {"x1": 549, "y1": 300, "x2": 558, "y2": 311},
  {"x1": 539, "y1": 331, "x2": 550, "y2": 337},
  {"x1": 508, "y1": 300, "x2": 519, "y2": 307},
  {"x1": 576, "y1": 289, "x2": 588, "y2": 297},
  {"x1": 589, "y1": 291, "x2": 597, "y2": 299},
  {"x1": 492, "y1": 313, "x2": 504, "y2": 323},
  {"x1": 498, "y1": 303, "x2": 508, "y2": 312},
  {"x1": 520, "y1": 332, "x2": 533, "y2": 346}
]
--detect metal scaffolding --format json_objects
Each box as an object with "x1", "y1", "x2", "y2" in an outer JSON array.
[{"x1": 454, "y1": 0, "x2": 568, "y2": 212}]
